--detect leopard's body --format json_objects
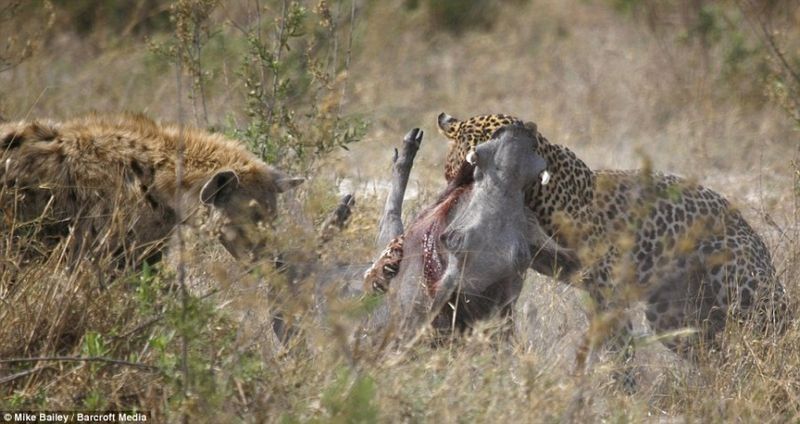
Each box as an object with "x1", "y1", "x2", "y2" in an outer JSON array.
[{"x1": 366, "y1": 112, "x2": 787, "y2": 357}]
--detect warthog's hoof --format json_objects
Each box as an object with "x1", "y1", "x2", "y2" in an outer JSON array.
[{"x1": 404, "y1": 128, "x2": 423, "y2": 147}]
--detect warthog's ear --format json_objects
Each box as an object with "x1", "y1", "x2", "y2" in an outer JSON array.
[
  {"x1": 276, "y1": 176, "x2": 304, "y2": 193},
  {"x1": 201, "y1": 169, "x2": 240, "y2": 205},
  {"x1": 437, "y1": 112, "x2": 460, "y2": 137},
  {"x1": 489, "y1": 121, "x2": 532, "y2": 142},
  {"x1": 472, "y1": 141, "x2": 497, "y2": 170}
]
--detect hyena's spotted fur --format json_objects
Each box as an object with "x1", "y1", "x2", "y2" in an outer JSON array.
[{"x1": 0, "y1": 113, "x2": 302, "y2": 267}]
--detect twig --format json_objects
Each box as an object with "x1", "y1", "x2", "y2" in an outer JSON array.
[
  {"x1": 0, "y1": 367, "x2": 53, "y2": 385},
  {"x1": 0, "y1": 356, "x2": 158, "y2": 372},
  {"x1": 113, "y1": 288, "x2": 218, "y2": 341},
  {"x1": 116, "y1": 316, "x2": 164, "y2": 340},
  {"x1": 337, "y1": 0, "x2": 358, "y2": 118},
  {"x1": 193, "y1": 6, "x2": 210, "y2": 127},
  {"x1": 175, "y1": 45, "x2": 191, "y2": 424},
  {"x1": 264, "y1": 0, "x2": 290, "y2": 137}
]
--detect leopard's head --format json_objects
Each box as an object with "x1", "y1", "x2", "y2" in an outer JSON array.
[{"x1": 437, "y1": 112, "x2": 522, "y2": 182}]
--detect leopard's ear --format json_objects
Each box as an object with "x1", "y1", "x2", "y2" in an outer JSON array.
[
  {"x1": 523, "y1": 121, "x2": 538, "y2": 134},
  {"x1": 437, "y1": 112, "x2": 460, "y2": 138}
]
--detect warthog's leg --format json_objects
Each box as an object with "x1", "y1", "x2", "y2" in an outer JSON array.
[
  {"x1": 272, "y1": 193, "x2": 357, "y2": 343},
  {"x1": 319, "y1": 193, "x2": 356, "y2": 243},
  {"x1": 524, "y1": 209, "x2": 580, "y2": 280},
  {"x1": 429, "y1": 252, "x2": 461, "y2": 318},
  {"x1": 356, "y1": 129, "x2": 424, "y2": 338},
  {"x1": 376, "y1": 128, "x2": 423, "y2": 248},
  {"x1": 364, "y1": 128, "x2": 422, "y2": 293}
]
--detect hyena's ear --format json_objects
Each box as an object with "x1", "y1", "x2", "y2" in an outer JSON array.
[
  {"x1": 437, "y1": 112, "x2": 460, "y2": 138},
  {"x1": 2, "y1": 122, "x2": 58, "y2": 150},
  {"x1": 275, "y1": 176, "x2": 304, "y2": 193},
  {"x1": 201, "y1": 169, "x2": 240, "y2": 205}
]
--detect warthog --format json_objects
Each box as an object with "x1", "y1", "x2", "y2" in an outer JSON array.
[{"x1": 366, "y1": 123, "x2": 577, "y2": 338}]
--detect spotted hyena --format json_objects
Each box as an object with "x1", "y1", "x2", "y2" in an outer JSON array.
[{"x1": 0, "y1": 113, "x2": 302, "y2": 268}]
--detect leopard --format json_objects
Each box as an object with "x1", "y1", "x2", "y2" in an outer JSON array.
[{"x1": 366, "y1": 112, "x2": 788, "y2": 383}]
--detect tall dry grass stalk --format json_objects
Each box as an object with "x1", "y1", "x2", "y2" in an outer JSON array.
[{"x1": 2, "y1": 0, "x2": 800, "y2": 421}]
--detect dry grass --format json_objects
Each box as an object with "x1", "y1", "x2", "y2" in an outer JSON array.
[{"x1": 2, "y1": 0, "x2": 800, "y2": 421}]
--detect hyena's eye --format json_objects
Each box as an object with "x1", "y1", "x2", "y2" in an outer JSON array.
[{"x1": 250, "y1": 209, "x2": 264, "y2": 224}]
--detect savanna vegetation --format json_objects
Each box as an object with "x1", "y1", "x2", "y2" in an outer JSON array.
[{"x1": 1, "y1": 0, "x2": 800, "y2": 421}]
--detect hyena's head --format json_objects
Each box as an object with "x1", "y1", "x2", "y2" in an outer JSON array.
[{"x1": 198, "y1": 165, "x2": 303, "y2": 261}]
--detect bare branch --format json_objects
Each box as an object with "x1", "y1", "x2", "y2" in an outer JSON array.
[
  {"x1": 737, "y1": 0, "x2": 800, "y2": 88},
  {"x1": 0, "y1": 367, "x2": 52, "y2": 385}
]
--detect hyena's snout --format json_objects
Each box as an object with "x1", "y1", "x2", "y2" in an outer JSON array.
[{"x1": 219, "y1": 222, "x2": 271, "y2": 261}]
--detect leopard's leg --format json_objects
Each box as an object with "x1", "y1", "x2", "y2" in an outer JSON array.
[
  {"x1": 576, "y1": 253, "x2": 638, "y2": 393},
  {"x1": 605, "y1": 315, "x2": 637, "y2": 393},
  {"x1": 557, "y1": 215, "x2": 627, "y2": 380},
  {"x1": 643, "y1": 255, "x2": 712, "y2": 359},
  {"x1": 363, "y1": 234, "x2": 405, "y2": 293},
  {"x1": 589, "y1": 300, "x2": 637, "y2": 393},
  {"x1": 495, "y1": 277, "x2": 525, "y2": 342},
  {"x1": 646, "y1": 243, "x2": 787, "y2": 360}
]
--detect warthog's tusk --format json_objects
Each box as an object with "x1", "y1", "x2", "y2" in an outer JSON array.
[
  {"x1": 466, "y1": 150, "x2": 478, "y2": 166},
  {"x1": 540, "y1": 170, "x2": 551, "y2": 186}
]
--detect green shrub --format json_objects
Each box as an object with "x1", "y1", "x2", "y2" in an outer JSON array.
[
  {"x1": 233, "y1": 0, "x2": 367, "y2": 173},
  {"x1": 424, "y1": 0, "x2": 494, "y2": 33},
  {"x1": 150, "y1": 0, "x2": 366, "y2": 172},
  {"x1": 415, "y1": 0, "x2": 529, "y2": 34},
  {"x1": 49, "y1": 0, "x2": 171, "y2": 37},
  {"x1": 0, "y1": 1, "x2": 54, "y2": 76}
]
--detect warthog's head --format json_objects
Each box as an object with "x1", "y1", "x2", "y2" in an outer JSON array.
[
  {"x1": 437, "y1": 112, "x2": 523, "y2": 182},
  {"x1": 436, "y1": 123, "x2": 547, "y2": 295},
  {"x1": 198, "y1": 165, "x2": 303, "y2": 261},
  {"x1": 377, "y1": 123, "x2": 559, "y2": 335}
]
